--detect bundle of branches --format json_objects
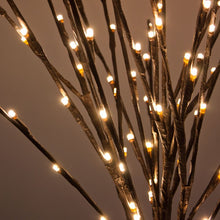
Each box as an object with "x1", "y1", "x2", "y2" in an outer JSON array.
[{"x1": 0, "y1": 0, "x2": 219, "y2": 219}]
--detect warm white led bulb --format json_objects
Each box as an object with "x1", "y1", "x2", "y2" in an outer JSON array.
[
  {"x1": 69, "y1": 41, "x2": 78, "y2": 50},
  {"x1": 155, "y1": 17, "x2": 163, "y2": 30},
  {"x1": 52, "y1": 164, "x2": 60, "y2": 172},
  {"x1": 157, "y1": 2, "x2": 163, "y2": 10},
  {"x1": 197, "y1": 53, "x2": 204, "y2": 59},
  {"x1": 127, "y1": 133, "x2": 134, "y2": 142},
  {"x1": 61, "y1": 96, "x2": 69, "y2": 106},
  {"x1": 145, "y1": 141, "x2": 153, "y2": 152},
  {"x1": 131, "y1": 71, "x2": 137, "y2": 78},
  {"x1": 218, "y1": 0, "x2": 220, "y2": 6},
  {"x1": 110, "y1": 24, "x2": 116, "y2": 31},
  {"x1": 149, "y1": 179, "x2": 153, "y2": 186},
  {"x1": 209, "y1": 24, "x2": 216, "y2": 33},
  {"x1": 177, "y1": 98, "x2": 181, "y2": 106},
  {"x1": 154, "y1": 177, "x2": 158, "y2": 184},
  {"x1": 143, "y1": 95, "x2": 148, "y2": 102},
  {"x1": 123, "y1": 147, "x2": 128, "y2": 157},
  {"x1": 190, "y1": 67, "x2": 198, "y2": 81},
  {"x1": 107, "y1": 75, "x2": 114, "y2": 83},
  {"x1": 57, "y1": 14, "x2": 64, "y2": 22},
  {"x1": 19, "y1": 27, "x2": 28, "y2": 36},
  {"x1": 184, "y1": 52, "x2": 191, "y2": 63},
  {"x1": 155, "y1": 104, "x2": 162, "y2": 114},
  {"x1": 86, "y1": 28, "x2": 94, "y2": 39},
  {"x1": 133, "y1": 213, "x2": 141, "y2": 220},
  {"x1": 129, "y1": 202, "x2": 136, "y2": 212},
  {"x1": 77, "y1": 63, "x2": 84, "y2": 76},
  {"x1": 133, "y1": 42, "x2": 141, "y2": 52},
  {"x1": 203, "y1": 0, "x2": 211, "y2": 9},
  {"x1": 119, "y1": 162, "x2": 126, "y2": 172},
  {"x1": 113, "y1": 87, "x2": 117, "y2": 97},
  {"x1": 8, "y1": 109, "x2": 17, "y2": 119},
  {"x1": 143, "y1": 53, "x2": 150, "y2": 61},
  {"x1": 194, "y1": 110, "x2": 198, "y2": 116},
  {"x1": 103, "y1": 152, "x2": 112, "y2": 162},
  {"x1": 148, "y1": 190, "x2": 153, "y2": 201},
  {"x1": 200, "y1": 102, "x2": 207, "y2": 114},
  {"x1": 148, "y1": 30, "x2": 156, "y2": 38},
  {"x1": 211, "y1": 67, "x2": 216, "y2": 74},
  {"x1": 99, "y1": 108, "x2": 107, "y2": 120},
  {"x1": 100, "y1": 216, "x2": 107, "y2": 220}
]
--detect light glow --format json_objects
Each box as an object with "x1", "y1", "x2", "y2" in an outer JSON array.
[
  {"x1": 99, "y1": 108, "x2": 108, "y2": 120},
  {"x1": 21, "y1": 36, "x2": 28, "y2": 45},
  {"x1": 194, "y1": 110, "x2": 198, "y2": 116},
  {"x1": 133, "y1": 213, "x2": 141, "y2": 220},
  {"x1": 183, "y1": 52, "x2": 191, "y2": 63},
  {"x1": 209, "y1": 24, "x2": 215, "y2": 33},
  {"x1": 218, "y1": 1, "x2": 220, "y2": 6},
  {"x1": 148, "y1": 30, "x2": 156, "y2": 38},
  {"x1": 107, "y1": 75, "x2": 114, "y2": 84},
  {"x1": 77, "y1": 64, "x2": 84, "y2": 76},
  {"x1": 143, "y1": 95, "x2": 148, "y2": 102},
  {"x1": 8, "y1": 109, "x2": 17, "y2": 119},
  {"x1": 211, "y1": 67, "x2": 216, "y2": 74},
  {"x1": 57, "y1": 14, "x2": 64, "y2": 22},
  {"x1": 113, "y1": 87, "x2": 117, "y2": 97},
  {"x1": 103, "y1": 152, "x2": 112, "y2": 162},
  {"x1": 110, "y1": 24, "x2": 116, "y2": 31},
  {"x1": 127, "y1": 133, "x2": 134, "y2": 142},
  {"x1": 200, "y1": 102, "x2": 207, "y2": 114},
  {"x1": 69, "y1": 41, "x2": 78, "y2": 50},
  {"x1": 61, "y1": 96, "x2": 69, "y2": 107},
  {"x1": 157, "y1": 3, "x2": 163, "y2": 11},
  {"x1": 131, "y1": 71, "x2": 137, "y2": 78},
  {"x1": 155, "y1": 17, "x2": 163, "y2": 30},
  {"x1": 143, "y1": 53, "x2": 150, "y2": 61},
  {"x1": 86, "y1": 28, "x2": 94, "y2": 40},
  {"x1": 119, "y1": 162, "x2": 126, "y2": 172},
  {"x1": 123, "y1": 147, "x2": 128, "y2": 157},
  {"x1": 203, "y1": 0, "x2": 211, "y2": 9},
  {"x1": 177, "y1": 98, "x2": 181, "y2": 106},
  {"x1": 148, "y1": 190, "x2": 153, "y2": 202},
  {"x1": 190, "y1": 67, "x2": 198, "y2": 81},
  {"x1": 155, "y1": 104, "x2": 162, "y2": 114},
  {"x1": 19, "y1": 27, "x2": 28, "y2": 36},
  {"x1": 133, "y1": 42, "x2": 141, "y2": 53},
  {"x1": 100, "y1": 216, "x2": 107, "y2": 220},
  {"x1": 145, "y1": 141, "x2": 153, "y2": 152},
  {"x1": 52, "y1": 164, "x2": 60, "y2": 172},
  {"x1": 197, "y1": 53, "x2": 204, "y2": 59},
  {"x1": 129, "y1": 202, "x2": 137, "y2": 212}
]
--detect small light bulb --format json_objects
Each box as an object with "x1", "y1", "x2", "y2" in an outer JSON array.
[
  {"x1": 177, "y1": 98, "x2": 181, "y2": 106},
  {"x1": 149, "y1": 179, "x2": 152, "y2": 186},
  {"x1": 7, "y1": 109, "x2": 17, "y2": 119},
  {"x1": 155, "y1": 104, "x2": 162, "y2": 115},
  {"x1": 19, "y1": 27, "x2": 28, "y2": 36},
  {"x1": 218, "y1": 1, "x2": 220, "y2": 7},
  {"x1": 131, "y1": 71, "x2": 137, "y2": 78},
  {"x1": 133, "y1": 213, "x2": 141, "y2": 220},
  {"x1": 103, "y1": 152, "x2": 112, "y2": 162},
  {"x1": 123, "y1": 147, "x2": 128, "y2": 157},
  {"x1": 203, "y1": 0, "x2": 211, "y2": 10},
  {"x1": 106, "y1": 75, "x2": 114, "y2": 84},
  {"x1": 86, "y1": 28, "x2": 94, "y2": 40},
  {"x1": 197, "y1": 53, "x2": 204, "y2": 59},
  {"x1": 52, "y1": 164, "x2": 60, "y2": 172},
  {"x1": 110, "y1": 24, "x2": 116, "y2": 31},
  {"x1": 143, "y1": 95, "x2": 148, "y2": 102},
  {"x1": 155, "y1": 17, "x2": 163, "y2": 30},
  {"x1": 218, "y1": 169, "x2": 220, "y2": 180},
  {"x1": 145, "y1": 141, "x2": 153, "y2": 152},
  {"x1": 154, "y1": 177, "x2": 158, "y2": 184},
  {"x1": 157, "y1": 2, "x2": 163, "y2": 12},
  {"x1": 61, "y1": 96, "x2": 70, "y2": 107},
  {"x1": 99, "y1": 108, "x2": 108, "y2": 120},
  {"x1": 129, "y1": 202, "x2": 137, "y2": 212},
  {"x1": 210, "y1": 67, "x2": 216, "y2": 74},
  {"x1": 57, "y1": 14, "x2": 64, "y2": 22},
  {"x1": 113, "y1": 87, "x2": 117, "y2": 97},
  {"x1": 119, "y1": 162, "x2": 126, "y2": 172},
  {"x1": 200, "y1": 102, "x2": 207, "y2": 114},
  {"x1": 194, "y1": 110, "x2": 198, "y2": 116},
  {"x1": 183, "y1": 52, "x2": 191, "y2": 64},
  {"x1": 148, "y1": 30, "x2": 156, "y2": 38},
  {"x1": 100, "y1": 216, "x2": 107, "y2": 220},
  {"x1": 69, "y1": 41, "x2": 78, "y2": 50},
  {"x1": 127, "y1": 133, "x2": 134, "y2": 142},
  {"x1": 77, "y1": 64, "x2": 84, "y2": 76},
  {"x1": 21, "y1": 36, "x2": 28, "y2": 45},
  {"x1": 190, "y1": 67, "x2": 198, "y2": 81},
  {"x1": 143, "y1": 53, "x2": 150, "y2": 61},
  {"x1": 133, "y1": 42, "x2": 141, "y2": 53},
  {"x1": 209, "y1": 24, "x2": 215, "y2": 34},
  {"x1": 148, "y1": 190, "x2": 153, "y2": 202}
]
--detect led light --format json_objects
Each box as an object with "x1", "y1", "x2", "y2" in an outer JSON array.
[
  {"x1": 133, "y1": 213, "x2": 141, "y2": 220},
  {"x1": 123, "y1": 147, "x2": 128, "y2": 157},
  {"x1": 197, "y1": 53, "x2": 204, "y2": 59},
  {"x1": 7, "y1": 109, "x2": 17, "y2": 119},
  {"x1": 110, "y1": 24, "x2": 116, "y2": 31},
  {"x1": 133, "y1": 42, "x2": 141, "y2": 53},
  {"x1": 21, "y1": 36, "x2": 28, "y2": 45},
  {"x1": 119, "y1": 162, "x2": 126, "y2": 172},
  {"x1": 154, "y1": 177, "x2": 158, "y2": 184},
  {"x1": 203, "y1": 0, "x2": 211, "y2": 9},
  {"x1": 57, "y1": 14, "x2": 64, "y2": 22},
  {"x1": 61, "y1": 96, "x2": 69, "y2": 107},
  {"x1": 148, "y1": 30, "x2": 156, "y2": 38},
  {"x1": 155, "y1": 104, "x2": 162, "y2": 115},
  {"x1": 143, "y1": 53, "x2": 150, "y2": 61},
  {"x1": 131, "y1": 71, "x2": 137, "y2": 78},
  {"x1": 69, "y1": 41, "x2": 78, "y2": 50},
  {"x1": 177, "y1": 98, "x2": 181, "y2": 107},
  {"x1": 218, "y1": 1, "x2": 220, "y2": 7},
  {"x1": 194, "y1": 110, "x2": 198, "y2": 116},
  {"x1": 77, "y1": 64, "x2": 84, "y2": 76},
  {"x1": 155, "y1": 17, "x2": 163, "y2": 30},
  {"x1": 52, "y1": 164, "x2": 60, "y2": 172},
  {"x1": 149, "y1": 179, "x2": 152, "y2": 186},
  {"x1": 211, "y1": 67, "x2": 216, "y2": 74},
  {"x1": 157, "y1": 2, "x2": 163, "y2": 12},
  {"x1": 143, "y1": 95, "x2": 148, "y2": 102},
  {"x1": 129, "y1": 202, "x2": 137, "y2": 212},
  {"x1": 103, "y1": 152, "x2": 112, "y2": 162},
  {"x1": 99, "y1": 108, "x2": 108, "y2": 120},
  {"x1": 200, "y1": 102, "x2": 207, "y2": 114},
  {"x1": 106, "y1": 75, "x2": 114, "y2": 84},
  {"x1": 127, "y1": 133, "x2": 134, "y2": 142},
  {"x1": 19, "y1": 27, "x2": 28, "y2": 36},
  {"x1": 148, "y1": 190, "x2": 153, "y2": 202},
  {"x1": 100, "y1": 216, "x2": 107, "y2": 220},
  {"x1": 86, "y1": 28, "x2": 94, "y2": 40},
  {"x1": 218, "y1": 169, "x2": 220, "y2": 180},
  {"x1": 209, "y1": 24, "x2": 215, "y2": 33},
  {"x1": 190, "y1": 67, "x2": 198, "y2": 81},
  {"x1": 183, "y1": 52, "x2": 191, "y2": 64},
  {"x1": 145, "y1": 141, "x2": 153, "y2": 152}
]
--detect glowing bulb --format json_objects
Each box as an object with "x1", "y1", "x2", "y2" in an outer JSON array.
[
  {"x1": 209, "y1": 24, "x2": 215, "y2": 33},
  {"x1": 197, "y1": 53, "x2": 204, "y2": 59},
  {"x1": 103, "y1": 152, "x2": 112, "y2": 162},
  {"x1": 52, "y1": 164, "x2": 60, "y2": 172},
  {"x1": 211, "y1": 67, "x2": 216, "y2": 74},
  {"x1": 7, "y1": 109, "x2": 17, "y2": 119},
  {"x1": 119, "y1": 162, "x2": 126, "y2": 172},
  {"x1": 19, "y1": 27, "x2": 28, "y2": 36},
  {"x1": 155, "y1": 17, "x2": 163, "y2": 30},
  {"x1": 77, "y1": 64, "x2": 84, "y2": 76},
  {"x1": 149, "y1": 179, "x2": 152, "y2": 186},
  {"x1": 145, "y1": 141, "x2": 153, "y2": 152},
  {"x1": 129, "y1": 202, "x2": 137, "y2": 212},
  {"x1": 61, "y1": 96, "x2": 69, "y2": 107},
  {"x1": 218, "y1": 1, "x2": 220, "y2": 6},
  {"x1": 194, "y1": 110, "x2": 198, "y2": 116},
  {"x1": 177, "y1": 98, "x2": 181, "y2": 107},
  {"x1": 57, "y1": 14, "x2": 64, "y2": 22},
  {"x1": 200, "y1": 102, "x2": 207, "y2": 114},
  {"x1": 127, "y1": 133, "x2": 134, "y2": 142},
  {"x1": 218, "y1": 169, "x2": 220, "y2": 180},
  {"x1": 133, "y1": 213, "x2": 141, "y2": 220},
  {"x1": 69, "y1": 41, "x2": 78, "y2": 50},
  {"x1": 148, "y1": 30, "x2": 156, "y2": 38},
  {"x1": 155, "y1": 104, "x2": 162, "y2": 115},
  {"x1": 21, "y1": 36, "x2": 28, "y2": 45},
  {"x1": 190, "y1": 67, "x2": 198, "y2": 81},
  {"x1": 123, "y1": 147, "x2": 128, "y2": 157},
  {"x1": 148, "y1": 190, "x2": 153, "y2": 202},
  {"x1": 143, "y1": 53, "x2": 150, "y2": 61},
  {"x1": 100, "y1": 216, "x2": 107, "y2": 220},
  {"x1": 183, "y1": 52, "x2": 191, "y2": 64},
  {"x1": 110, "y1": 24, "x2": 116, "y2": 31},
  {"x1": 86, "y1": 28, "x2": 94, "y2": 40},
  {"x1": 131, "y1": 71, "x2": 137, "y2": 78},
  {"x1": 154, "y1": 177, "x2": 158, "y2": 184},
  {"x1": 99, "y1": 108, "x2": 108, "y2": 120},
  {"x1": 143, "y1": 95, "x2": 148, "y2": 102},
  {"x1": 106, "y1": 75, "x2": 114, "y2": 84},
  {"x1": 133, "y1": 42, "x2": 141, "y2": 53},
  {"x1": 203, "y1": 0, "x2": 211, "y2": 9},
  {"x1": 157, "y1": 2, "x2": 163, "y2": 11}
]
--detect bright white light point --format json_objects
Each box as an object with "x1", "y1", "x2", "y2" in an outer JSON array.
[
  {"x1": 19, "y1": 27, "x2": 28, "y2": 36},
  {"x1": 148, "y1": 30, "x2": 156, "y2": 38},
  {"x1": 202, "y1": 218, "x2": 209, "y2": 220},
  {"x1": 211, "y1": 67, "x2": 216, "y2": 73},
  {"x1": 194, "y1": 110, "x2": 198, "y2": 116},
  {"x1": 177, "y1": 98, "x2": 181, "y2": 105},
  {"x1": 154, "y1": 177, "x2": 158, "y2": 184},
  {"x1": 191, "y1": 67, "x2": 198, "y2": 78},
  {"x1": 143, "y1": 53, "x2": 150, "y2": 60},
  {"x1": 57, "y1": 14, "x2": 63, "y2": 21},
  {"x1": 218, "y1": 1, "x2": 220, "y2": 6},
  {"x1": 100, "y1": 217, "x2": 107, "y2": 220},
  {"x1": 119, "y1": 162, "x2": 126, "y2": 172},
  {"x1": 157, "y1": 3, "x2": 163, "y2": 10},
  {"x1": 133, "y1": 213, "x2": 141, "y2": 220},
  {"x1": 123, "y1": 147, "x2": 127, "y2": 153},
  {"x1": 110, "y1": 24, "x2": 116, "y2": 30},
  {"x1": 148, "y1": 190, "x2": 153, "y2": 201},
  {"x1": 86, "y1": 28, "x2": 94, "y2": 39},
  {"x1": 8, "y1": 109, "x2": 16, "y2": 119},
  {"x1": 155, "y1": 17, "x2": 163, "y2": 29},
  {"x1": 129, "y1": 202, "x2": 136, "y2": 212},
  {"x1": 134, "y1": 42, "x2": 141, "y2": 52},
  {"x1": 131, "y1": 71, "x2": 137, "y2": 78},
  {"x1": 52, "y1": 164, "x2": 60, "y2": 172},
  {"x1": 209, "y1": 24, "x2": 215, "y2": 33},
  {"x1": 127, "y1": 133, "x2": 134, "y2": 141},
  {"x1": 107, "y1": 75, "x2": 114, "y2": 83},
  {"x1": 197, "y1": 53, "x2": 204, "y2": 59},
  {"x1": 103, "y1": 152, "x2": 111, "y2": 162},
  {"x1": 99, "y1": 108, "x2": 107, "y2": 120},
  {"x1": 203, "y1": 0, "x2": 211, "y2": 9},
  {"x1": 61, "y1": 96, "x2": 69, "y2": 106},
  {"x1": 200, "y1": 102, "x2": 207, "y2": 111},
  {"x1": 143, "y1": 95, "x2": 148, "y2": 102},
  {"x1": 155, "y1": 104, "x2": 162, "y2": 113},
  {"x1": 149, "y1": 179, "x2": 152, "y2": 185},
  {"x1": 146, "y1": 141, "x2": 153, "y2": 149},
  {"x1": 77, "y1": 64, "x2": 83, "y2": 70},
  {"x1": 184, "y1": 52, "x2": 191, "y2": 61},
  {"x1": 69, "y1": 41, "x2": 78, "y2": 49}
]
